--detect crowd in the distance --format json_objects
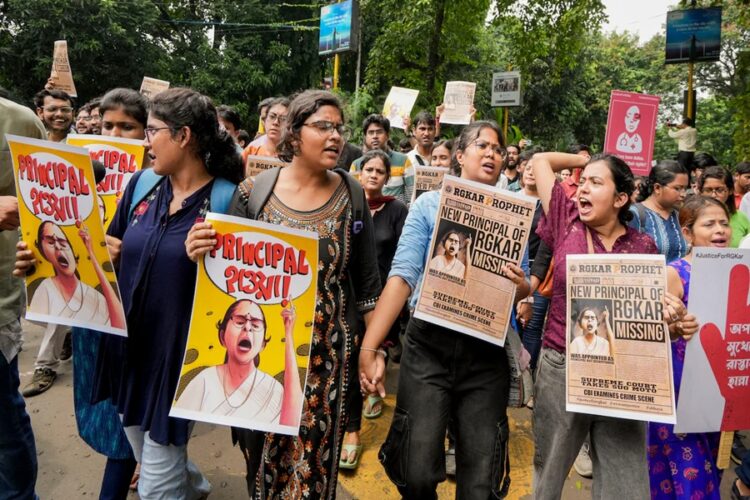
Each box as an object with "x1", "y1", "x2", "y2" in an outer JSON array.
[{"x1": 1, "y1": 82, "x2": 749, "y2": 500}]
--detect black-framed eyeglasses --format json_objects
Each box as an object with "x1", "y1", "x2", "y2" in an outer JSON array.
[
  {"x1": 230, "y1": 314, "x2": 265, "y2": 332},
  {"x1": 145, "y1": 126, "x2": 177, "y2": 142},
  {"x1": 303, "y1": 120, "x2": 350, "y2": 140},
  {"x1": 469, "y1": 139, "x2": 506, "y2": 157}
]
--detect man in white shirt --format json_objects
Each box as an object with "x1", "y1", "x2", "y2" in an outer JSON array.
[{"x1": 667, "y1": 118, "x2": 697, "y2": 173}]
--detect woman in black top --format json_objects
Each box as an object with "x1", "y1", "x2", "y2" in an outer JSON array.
[{"x1": 340, "y1": 149, "x2": 408, "y2": 469}]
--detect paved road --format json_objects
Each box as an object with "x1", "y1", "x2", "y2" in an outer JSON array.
[{"x1": 19, "y1": 320, "x2": 737, "y2": 499}]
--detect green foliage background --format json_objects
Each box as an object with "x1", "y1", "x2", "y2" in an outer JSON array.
[{"x1": 0, "y1": 0, "x2": 746, "y2": 165}]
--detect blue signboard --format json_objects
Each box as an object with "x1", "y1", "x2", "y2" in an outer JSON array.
[
  {"x1": 318, "y1": 0, "x2": 358, "y2": 56},
  {"x1": 665, "y1": 7, "x2": 722, "y2": 64}
]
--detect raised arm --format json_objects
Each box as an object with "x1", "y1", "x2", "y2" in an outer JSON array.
[
  {"x1": 530, "y1": 152, "x2": 587, "y2": 215},
  {"x1": 79, "y1": 225, "x2": 126, "y2": 328},
  {"x1": 279, "y1": 301, "x2": 303, "y2": 427}
]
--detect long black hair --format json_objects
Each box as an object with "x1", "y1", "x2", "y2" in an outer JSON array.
[
  {"x1": 698, "y1": 165, "x2": 736, "y2": 214},
  {"x1": 100, "y1": 88, "x2": 149, "y2": 128},
  {"x1": 636, "y1": 160, "x2": 687, "y2": 202},
  {"x1": 588, "y1": 154, "x2": 636, "y2": 226},
  {"x1": 149, "y1": 88, "x2": 243, "y2": 183}
]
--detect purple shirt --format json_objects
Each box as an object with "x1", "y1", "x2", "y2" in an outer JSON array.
[{"x1": 537, "y1": 183, "x2": 658, "y2": 353}]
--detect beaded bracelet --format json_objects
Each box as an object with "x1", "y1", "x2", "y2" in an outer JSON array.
[{"x1": 360, "y1": 347, "x2": 388, "y2": 358}]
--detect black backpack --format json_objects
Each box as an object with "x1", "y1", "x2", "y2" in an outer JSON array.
[{"x1": 243, "y1": 167, "x2": 366, "y2": 237}]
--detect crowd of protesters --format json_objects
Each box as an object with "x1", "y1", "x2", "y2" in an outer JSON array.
[{"x1": 1, "y1": 80, "x2": 749, "y2": 500}]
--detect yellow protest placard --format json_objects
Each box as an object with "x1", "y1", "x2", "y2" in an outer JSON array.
[
  {"x1": 66, "y1": 134, "x2": 145, "y2": 231},
  {"x1": 171, "y1": 213, "x2": 318, "y2": 435},
  {"x1": 8, "y1": 135, "x2": 126, "y2": 336}
]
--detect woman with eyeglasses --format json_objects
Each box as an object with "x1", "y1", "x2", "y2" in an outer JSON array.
[
  {"x1": 186, "y1": 90, "x2": 381, "y2": 498},
  {"x1": 92, "y1": 88, "x2": 241, "y2": 499},
  {"x1": 76, "y1": 87, "x2": 150, "y2": 499},
  {"x1": 629, "y1": 160, "x2": 689, "y2": 263},
  {"x1": 359, "y1": 121, "x2": 530, "y2": 498},
  {"x1": 241, "y1": 97, "x2": 290, "y2": 164},
  {"x1": 697, "y1": 165, "x2": 750, "y2": 247}
]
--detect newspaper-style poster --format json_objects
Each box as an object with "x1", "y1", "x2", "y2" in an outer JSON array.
[
  {"x1": 413, "y1": 176, "x2": 535, "y2": 346},
  {"x1": 411, "y1": 166, "x2": 449, "y2": 203},
  {"x1": 7, "y1": 135, "x2": 127, "y2": 337},
  {"x1": 603, "y1": 90, "x2": 660, "y2": 177},
  {"x1": 139, "y1": 77, "x2": 170, "y2": 99},
  {"x1": 566, "y1": 254, "x2": 676, "y2": 423},
  {"x1": 491, "y1": 71, "x2": 521, "y2": 107},
  {"x1": 245, "y1": 155, "x2": 290, "y2": 178},
  {"x1": 441, "y1": 81, "x2": 476, "y2": 125},
  {"x1": 66, "y1": 134, "x2": 145, "y2": 231},
  {"x1": 382, "y1": 87, "x2": 419, "y2": 130},
  {"x1": 675, "y1": 248, "x2": 750, "y2": 433},
  {"x1": 49, "y1": 40, "x2": 77, "y2": 97},
  {"x1": 171, "y1": 213, "x2": 317, "y2": 435}
]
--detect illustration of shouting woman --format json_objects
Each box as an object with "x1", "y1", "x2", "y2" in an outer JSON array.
[
  {"x1": 176, "y1": 298, "x2": 303, "y2": 427},
  {"x1": 30, "y1": 220, "x2": 125, "y2": 329}
]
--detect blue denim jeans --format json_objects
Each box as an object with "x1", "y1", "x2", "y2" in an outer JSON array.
[
  {"x1": 379, "y1": 318, "x2": 511, "y2": 499},
  {"x1": 0, "y1": 349, "x2": 38, "y2": 500},
  {"x1": 519, "y1": 291, "x2": 549, "y2": 372}
]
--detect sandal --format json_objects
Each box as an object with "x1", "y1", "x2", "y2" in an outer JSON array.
[
  {"x1": 339, "y1": 443, "x2": 363, "y2": 470},
  {"x1": 363, "y1": 394, "x2": 383, "y2": 419}
]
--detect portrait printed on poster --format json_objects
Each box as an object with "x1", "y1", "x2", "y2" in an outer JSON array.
[
  {"x1": 569, "y1": 299, "x2": 615, "y2": 359},
  {"x1": 170, "y1": 213, "x2": 317, "y2": 435},
  {"x1": 8, "y1": 135, "x2": 127, "y2": 336},
  {"x1": 429, "y1": 221, "x2": 476, "y2": 282},
  {"x1": 175, "y1": 298, "x2": 297, "y2": 424}
]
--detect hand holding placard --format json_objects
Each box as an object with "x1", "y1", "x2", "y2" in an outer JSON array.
[{"x1": 699, "y1": 264, "x2": 750, "y2": 430}]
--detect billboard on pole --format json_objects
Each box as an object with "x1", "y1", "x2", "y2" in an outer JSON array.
[
  {"x1": 318, "y1": 0, "x2": 359, "y2": 56},
  {"x1": 665, "y1": 7, "x2": 722, "y2": 64}
]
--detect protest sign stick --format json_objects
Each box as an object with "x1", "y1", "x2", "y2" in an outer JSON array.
[{"x1": 717, "y1": 431, "x2": 734, "y2": 469}]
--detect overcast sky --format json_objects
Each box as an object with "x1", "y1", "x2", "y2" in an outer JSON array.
[{"x1": 602, "y1": 0, "x2": 675, "y2": 42}]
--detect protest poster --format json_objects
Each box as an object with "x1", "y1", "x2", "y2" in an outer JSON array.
[
  {"x1": 170, "y1": 213, "x2": 317, "y2": 435},
  {"x1": 441, "y1": 81, "x2": 476, "y2": 125},
  {"x1": 66, "y1": 134, "x2": 145, "y2": 231},
  {"x1": 245, "y1": 155, "x2": 290, "y2": 178},
  {"x1": 413, "y1": 176, "x2": 535, "y2": 346},
  {"x1": 139, "y1": 77, "x2": 170, "y2": 99},
  {"x1": 603, "y1": 90, "x2": 660, "y2": 177},
  {"x1": 491, "y1": 71, "x2": 521, "y2": 107},
  {"x1": 675, "y1": 248, "x2": 750, "y2": 433},
  {"x1": 382, "y1": 87, "x2": 419, "y2": 130},
  {"x1": 565, "y1": 254, "x2": 676, "y2": 423},
  {"x1": 411, "y1": 166, "x2": 449, "y2": 204},
  {"x1": 7, "y1": 135, "x2": 127, "y2": 337},
  {"x1": 49, "y1": 40, "x2": 77, "y2": 97}
]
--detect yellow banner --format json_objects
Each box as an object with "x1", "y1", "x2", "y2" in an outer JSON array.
[
  {"x1": 8, "y1": 135, "x2": 127, "y2": 336},
  {"x1": 66, "y1": 134, "x2": 145, "y2": 231},
  {"x1": 171, "y1": 213, "x2": 318, "y2": 435}
]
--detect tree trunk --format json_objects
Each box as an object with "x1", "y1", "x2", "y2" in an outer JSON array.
[{"x1": 426, "y1": 0, "x2": 446, "y2": 93}]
